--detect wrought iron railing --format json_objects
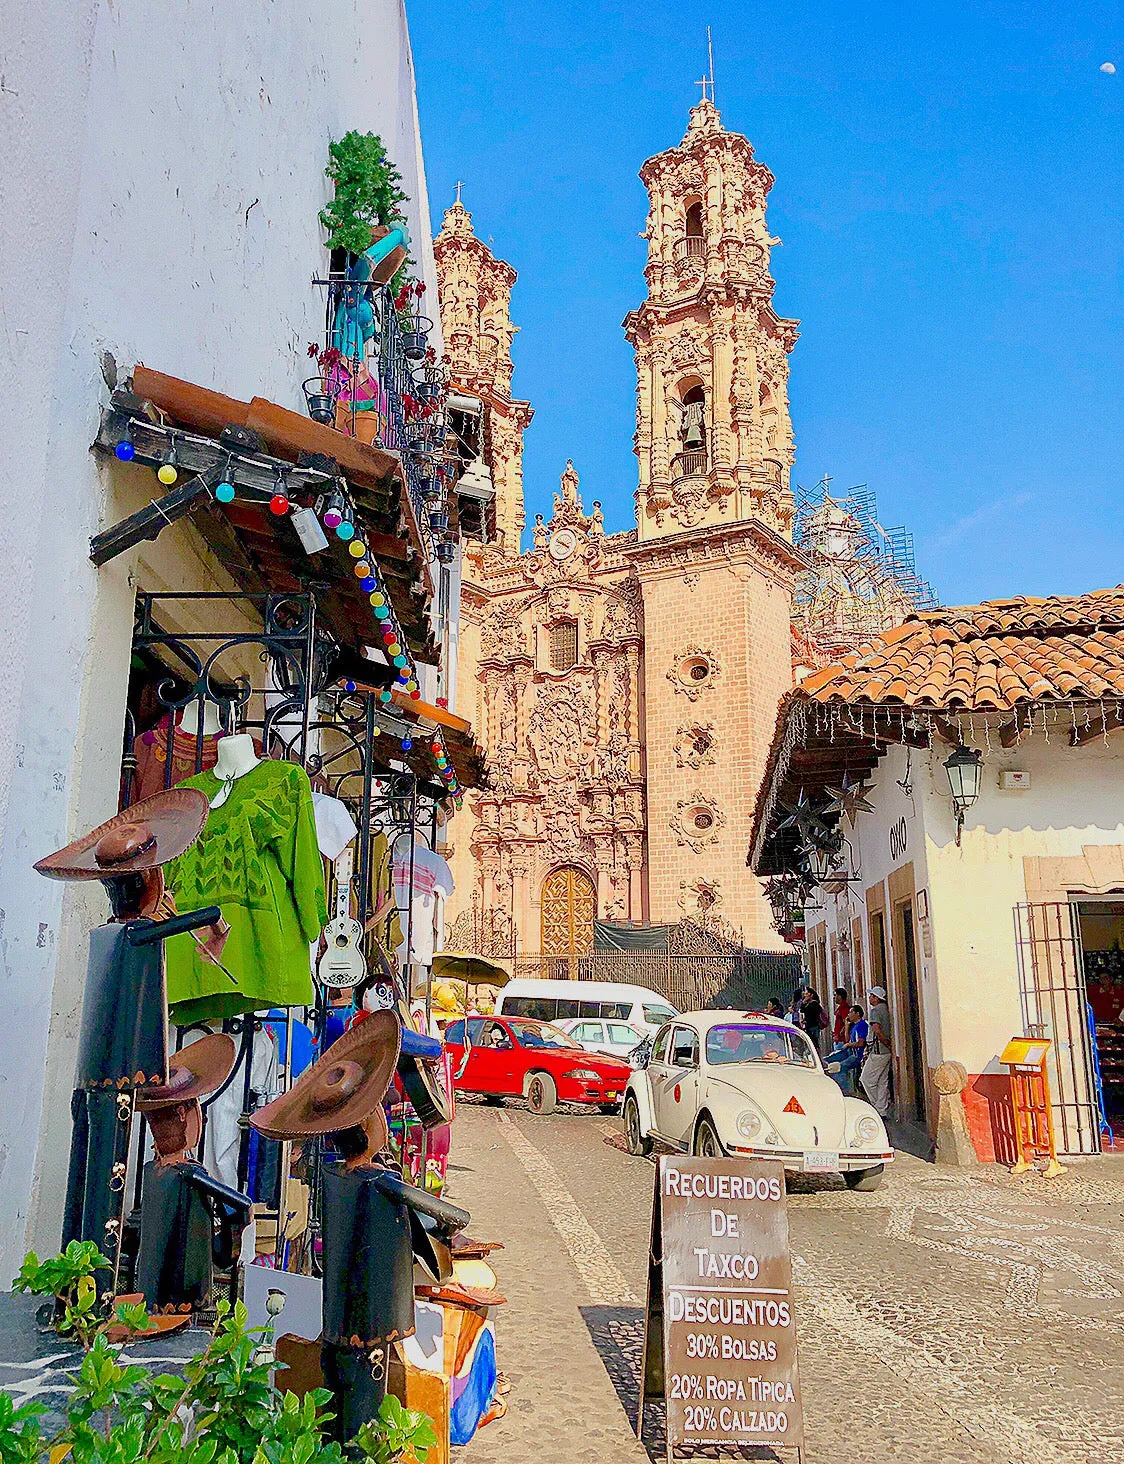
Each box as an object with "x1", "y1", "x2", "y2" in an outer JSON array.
[
  {"x1": 672, "y1": 449, "x2": 708, "y2": 479},
  {"x1": 506, "y1": 950, "x2": 800, "y2": 1014}
]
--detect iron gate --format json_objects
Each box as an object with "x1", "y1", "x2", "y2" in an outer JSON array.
[{"x1": 1014, "y1": 902, "x2": 1099, "y2": 1155}]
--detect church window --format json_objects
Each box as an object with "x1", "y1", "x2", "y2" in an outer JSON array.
[
  {"x1": 692, "y1": 809, "x2": 714, "y2": 831},
  {"x1": 549, "y1": 619, "x2": 578, "y2": 673},
  {"x1": 680, "y1": 655, "x2": 711, "y2": 686},
  {"x1": 684, "y1": 200, "x2": 705, "y2": 257},
  {"x1": 692, "y1": 728, "x2": 713, "y2": 755}
]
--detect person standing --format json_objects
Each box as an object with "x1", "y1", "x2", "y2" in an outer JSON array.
[
  {"x1": 800, "y1": 987, "x2": 827, "y2": 1053},
  {"x1": 860, "y1": 984, "x2": 894, "y2": 1118},
  {"x1": 827, "y1": 1004, "x2": 867, "y2": 1094},
  {"x1": 832, "y1": 986, "x2": 851, "y2": 1045}
]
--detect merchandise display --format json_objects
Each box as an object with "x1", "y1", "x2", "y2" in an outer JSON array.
[{"x1": 164, "y1": 756, "x2": 328, "y2": 1023}]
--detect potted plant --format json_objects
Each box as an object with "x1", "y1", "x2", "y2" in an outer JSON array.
[
  {"x1": 319, "y1": 132, "x2": 408, "y2": 256},
  {"x1": 305, "y1": 344, "x2": 347, "y2": 424}
]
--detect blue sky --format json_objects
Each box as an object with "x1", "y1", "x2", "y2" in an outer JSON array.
[{"x1": 411, "y1": 1, "x2": 1123, "y2": 606}]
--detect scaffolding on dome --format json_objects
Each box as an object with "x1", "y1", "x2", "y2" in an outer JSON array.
[{"x1": 792, "y1": 475, "x2": 939, "y2": 663}]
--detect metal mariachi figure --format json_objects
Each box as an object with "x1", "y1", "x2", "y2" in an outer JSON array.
[
  {"x1": 251, "y1": 1011, "x2": 469, "y2": 1445},
  {"x1": 34, "y1": 789, "x2": 226, "y2": 1293},
  {"x1": 134, "y1": 1032, "x2": 252, "y2": 1312}
]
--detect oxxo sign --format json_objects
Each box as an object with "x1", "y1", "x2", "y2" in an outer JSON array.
[
  {"x1": 639, "y1": 1157, "x2": 804, "y2": 1461},
  {"x1": 888, "y1": 814, "x2": 908, "y2": 863}
]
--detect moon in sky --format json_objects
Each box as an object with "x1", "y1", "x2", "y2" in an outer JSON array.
[{"x1": 1100, "y1": 62, "x2": 1116, "y2": 74}]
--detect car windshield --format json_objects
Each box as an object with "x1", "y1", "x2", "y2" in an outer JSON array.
[
  {"x1": 508, "y1": 1020, "x2": 580, "y2": 1049},
  {"x1": 705, "y1": 1024, "x2": 818, "y2": 1069}
]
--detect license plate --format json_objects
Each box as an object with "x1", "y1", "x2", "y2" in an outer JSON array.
[{"x1": 805, "y1": 1151, "x2": 838, "y2": 1172}]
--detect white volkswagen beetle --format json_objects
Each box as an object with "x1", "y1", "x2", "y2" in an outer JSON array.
[{"x1": 622, "y1": 1010, "x2": 893, "y2": 1190}]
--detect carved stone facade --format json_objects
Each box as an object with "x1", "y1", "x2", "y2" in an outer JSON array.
[
  {"x1": 441, "y1": 101, "x2": 806, "y2": 953},
  {"x1": 434, "y1": 198, "x2": 533, "y2": 557}
]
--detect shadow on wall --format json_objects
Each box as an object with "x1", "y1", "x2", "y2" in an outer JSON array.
[{"x1": 963, "y1": 1067, "x2": 1018, "y2": 1165}]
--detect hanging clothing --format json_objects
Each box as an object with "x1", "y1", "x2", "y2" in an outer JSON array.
[
  {"x1": 311, "y1": 793, "x2": 358, "y2": 862},
  {"x1": 130, "y1": 719, "x2": 261, "y2": 806},
  {"x1": 201, "y1": 1023, "x2": 279, "y2": 1189},
  {"x1": 392, "y1": 846, "x2": 454, "y2": 968},
  {"x1": 77, "y1": 924, "x2": 167, "y2": 1089},
  {"x1": 164, "y1": 760, "x2": 327, "y2": 1024}
]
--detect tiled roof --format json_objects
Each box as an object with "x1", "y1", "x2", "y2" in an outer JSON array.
[{"x1": 796, "y1": 586, "x2": 1124, "y2": 710}]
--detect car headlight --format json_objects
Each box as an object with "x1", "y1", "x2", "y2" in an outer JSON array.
[
  {"x1": 564, "y1": 1068, "x2": 601, "y2": 1082},
  {"x1": 853, "y1": 1115, "x2": 880, "y2": 1145},
  {"x1": 736, "y1": 1110, "x2": 762, "y2": 1139}
]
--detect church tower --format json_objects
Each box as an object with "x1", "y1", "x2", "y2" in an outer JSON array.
[
  {"x1": 434, "y1": 197, "x2": 533, "y2": 557},
  {"x1": 624, "y1": 96, "x2": 798, "y2": 540},
  {"x1": 625, "y1": 99, "x2": 806, "y2": 946}
]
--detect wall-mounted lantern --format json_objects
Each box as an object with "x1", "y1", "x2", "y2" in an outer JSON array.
[{"x1": 944, "y1": 744, "x2": 982, "y2": 844}]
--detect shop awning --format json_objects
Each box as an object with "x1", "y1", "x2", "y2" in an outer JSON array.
[{"x1": 119, "y1": 366, "x2": 438, "y2": 665}]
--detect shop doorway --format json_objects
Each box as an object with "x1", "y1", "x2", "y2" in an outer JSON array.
[
  {"x1": 1075, "y1": 898, "x2": 1124, "y2": 1145},
  {"x1": 892, "y1": 897, "x2": 926, "y2": 1123},
  {"x1": 1015, "y1": 902, "x2": 1100, "y2": 1155}
]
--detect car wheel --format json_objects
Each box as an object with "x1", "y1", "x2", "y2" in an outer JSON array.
[
  {"x1": 693, "y1": 1116, "x2": 726, "y2": 1158},
  {"x1": 526, "y1": 1072, "x2": 557, "y2": 1115},
  {"x1": 624, "y1": 1095, "x2": 652, "y2": 1156},
  {"x1": 844, "y1": 1164, "x2": 884, "y2": 1192}
]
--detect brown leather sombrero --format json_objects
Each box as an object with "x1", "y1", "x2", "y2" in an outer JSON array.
[
  {"x1": 250, "y1": 1009, "x2": 401, "y2": 1143},
  {"x1": 34, "y1": 789, "x2": 210, "y2": 880},
  {"x1": 136, "y1": 1033, "x2": 237, "y2": 1111}
]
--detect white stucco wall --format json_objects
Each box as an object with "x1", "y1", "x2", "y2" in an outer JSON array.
[
  {"x1": 805, "y1": 729, "x2": 1124, "y2": 1085},
  {"x1": 0, "y1": 0, "x2": 440, "y2": 1275}
]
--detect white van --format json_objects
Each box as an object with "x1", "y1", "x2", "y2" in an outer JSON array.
[{"x1": 494, "y1": 979, "x2": 679, "y2": 1038}]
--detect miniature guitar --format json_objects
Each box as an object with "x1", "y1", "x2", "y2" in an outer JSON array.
[{"x1": 318, "y1": 845, "x2": 366, "y2": 989}]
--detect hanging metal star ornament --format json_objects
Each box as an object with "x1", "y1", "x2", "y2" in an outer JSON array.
[
  {"x1": 776, "y1": 788, "x2": 831, "y2": 842},
  {"x1": 823, "y1": 771, "x2": 876, "y2": 830}
]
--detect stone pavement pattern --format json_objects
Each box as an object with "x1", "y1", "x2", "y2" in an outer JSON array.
[{"x1": 445, "y1": 1098, "x2": 1124, "y2": 1464}]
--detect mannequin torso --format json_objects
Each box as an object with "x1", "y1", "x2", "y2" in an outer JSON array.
[{"x1": 210, "y1": 734, "x2": 262, "y2": 807}]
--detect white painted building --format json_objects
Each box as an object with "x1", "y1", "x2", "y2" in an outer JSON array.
[
  {"x1": 750, "y1": 589, "x2": 1124, "y2": 1161},
  {"x1": 0, "y1": 0, "x2": 447, "y2": 1274}
]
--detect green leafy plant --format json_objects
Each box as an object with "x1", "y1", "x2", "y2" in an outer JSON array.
[
  {"x1": 354, "y1": 1396, "x2": 438, "y2": 1464},
  {"x1": 2, "y1": 1260, "x2": 437, "y2": 1464},
  {"x1": 320, "y1": 132, "x2": 408, "y2": 255},
  {"x1": 12, "y1": 1243, "x2": 148, "y2": 1352}
]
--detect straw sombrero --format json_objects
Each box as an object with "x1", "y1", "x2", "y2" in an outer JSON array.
[
  {"x1": 136, "y1": 1033, "x2": 237, "y2": 1111},
  {"x1": 34, "y1": 789, "x2": 210, "y2": 880},
  {"x1": 250, "y1": 1010, "x2": 400, "y2": 1143}
]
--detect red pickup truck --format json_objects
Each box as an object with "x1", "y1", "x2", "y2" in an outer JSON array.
[{"x1": 444, "y1": 1015, "x2": 631, "y2": 1115}]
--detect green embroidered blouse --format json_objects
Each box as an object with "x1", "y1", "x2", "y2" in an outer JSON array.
[{"x1": 164, "y1": 759, "x2": 327, "y2": 1024}]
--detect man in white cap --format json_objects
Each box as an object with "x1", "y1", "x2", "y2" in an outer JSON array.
[{"x1": 860, "y1": 985, "x2": 893, "y2": 1118}]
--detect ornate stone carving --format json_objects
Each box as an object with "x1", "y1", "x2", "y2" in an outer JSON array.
[
  {"x1": 670, "y1": 795, "x2": 727, "y2": 853},
  {"x1": 666, "y1": 645, "x2": 721, "y2": 701},
  {"x1": 528, "y1": 683, "x2": 595, "y2": 782},
  {"x1": 674, "y1": 723, "x2": 717, "y2": 769},
  {"x1": 480, "y1": 607, "x2": 526, "y2": 661},
  {"x1": 602, "y1": 580, "x2": 642, "y2": 640}
]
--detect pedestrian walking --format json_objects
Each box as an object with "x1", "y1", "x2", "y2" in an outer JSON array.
[
  {"x1": 860, "y1": 984, "x2": 894, "y2": 1118},
  {"x1": 832, "y1": 986, "x2": 851, "y2": 1044},
  {"x1": 826, "y1": 1004, "x2": 867, "y2": 1094}
]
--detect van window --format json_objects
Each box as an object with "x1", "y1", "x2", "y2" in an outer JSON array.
[
  {"x1": 644, "y1": 1004, "x2": 677, "y2": 1026},
  {"x1": 598, "y1": 1002, "x2": 631, "y2": 1020},
  {"x1": 503, "y1": 997, "x2": 558, "y2": 1021},
  {"x1": 555, "y1": 999, "x2": 581, "y2": 1019}
]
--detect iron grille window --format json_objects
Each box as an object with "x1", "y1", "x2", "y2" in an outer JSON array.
[{"x1": 549, "y1": 620, "x2": 578, "y2": 672}]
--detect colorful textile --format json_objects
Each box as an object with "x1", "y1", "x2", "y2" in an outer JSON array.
[
  {"x1": 450, "y1": 1322, "x2": 497, "y2": 1445},
  {"x1": 164, "y1": 760, "x2": 327, "y2": 1024}
]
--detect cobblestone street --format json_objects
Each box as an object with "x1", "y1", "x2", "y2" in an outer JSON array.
[{"x1": 445, "y1": 1101, "x2": 1124, "y2": 1464}]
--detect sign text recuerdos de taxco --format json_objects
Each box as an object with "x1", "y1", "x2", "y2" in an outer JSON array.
[{"x1": 639, "y1": 1156, "x2": 804, "y2": 1461}]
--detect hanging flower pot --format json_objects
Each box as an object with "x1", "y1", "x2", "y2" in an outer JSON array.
[
  {"x1": 416, "y1": 379, "x2": 441, "y2": 402},
  {"x1": 303, "y1": 375, "x2": 339, "y2": 425},
  {"x1": 400, "y1": 314, "x2": 433, "y2": 361},
  {"x1": 436, "y1": 541, "x2": 456, "y2": 564},
  {"x1": 428, "y1": 508, "x2": 449, "y2": 532}
]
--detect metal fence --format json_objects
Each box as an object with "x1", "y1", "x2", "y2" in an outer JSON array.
[{"x1": 507, "y1": 950, "x2": 801, "y2": 1015}]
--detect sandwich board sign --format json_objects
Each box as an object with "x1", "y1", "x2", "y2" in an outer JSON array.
[{"x1": 638, "y1": 1156, "x2": 804, "y2": 1462}]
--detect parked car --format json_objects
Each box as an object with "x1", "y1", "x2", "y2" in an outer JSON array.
[
  {"x1": 622, "y1": 1010, "x2": 893, "y2": 1190},
  {"x1": 494, "y1": 979, "x2": 679, "y2": 1037},
  {"x1": 444, "y1": 1015, "x2": 632, "y2": 1115},
  {"x1": 556, "y1": 1016, "x2": 648, "y2": 1062}
]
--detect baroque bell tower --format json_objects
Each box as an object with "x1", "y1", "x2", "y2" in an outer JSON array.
[
  {"x1": 434, "y1": 196, "x2": 533, "y2": 557},
  {"x1": 625, "y1": 99, "x2": 806, "y2": 947},
  {"x1": 624, "y1": 97, "x2": 798, "y2": 540}
]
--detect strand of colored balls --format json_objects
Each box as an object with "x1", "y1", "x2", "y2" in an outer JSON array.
[
  {"x1": 429, "y1": 732, "x2": 460, "y2": 797},
  {"x1": 322, "y1": 500, "x2": 421, "y2": 703}
]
